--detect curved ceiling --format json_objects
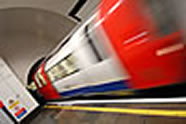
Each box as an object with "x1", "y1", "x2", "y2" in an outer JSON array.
[{"x1": 0, "y1": 7, "x2": 76, "y2": 85}]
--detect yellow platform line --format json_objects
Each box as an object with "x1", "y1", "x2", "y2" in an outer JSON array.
[{"x1": 45, "y1": 105, "x2": 186, "y2": 118}]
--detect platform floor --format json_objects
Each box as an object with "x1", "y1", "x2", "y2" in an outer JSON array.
[{"x1": 24, "y1": 103, "x2": 186, "y2": 124}]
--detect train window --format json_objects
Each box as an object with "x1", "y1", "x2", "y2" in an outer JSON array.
[
  {"x1": 59, "y1": 55, "x2": 77, "y2": 74},
  {"x1": 46, "y1": 54, "x2": 79, "y2": 83},
  {"x1": 47, "y1": 66, "x2": 67, "y2": 83}
]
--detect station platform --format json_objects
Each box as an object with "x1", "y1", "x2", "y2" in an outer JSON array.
[{"x1": 23, "y1": 103, "x2": 186, "y2": 124}]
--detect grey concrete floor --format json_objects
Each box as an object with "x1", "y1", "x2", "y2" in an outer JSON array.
[{"x1": 25, "y1": 104, "x2": 186, "y2": 124}]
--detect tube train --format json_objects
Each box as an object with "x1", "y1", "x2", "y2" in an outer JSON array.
[{"x1": 28, "y1": 0, "x2": 186, "y2": 101}]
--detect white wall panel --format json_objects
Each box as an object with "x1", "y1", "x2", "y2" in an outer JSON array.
[{"x1": 0, "y1": 58, "x2": 38, "y2": 122}]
